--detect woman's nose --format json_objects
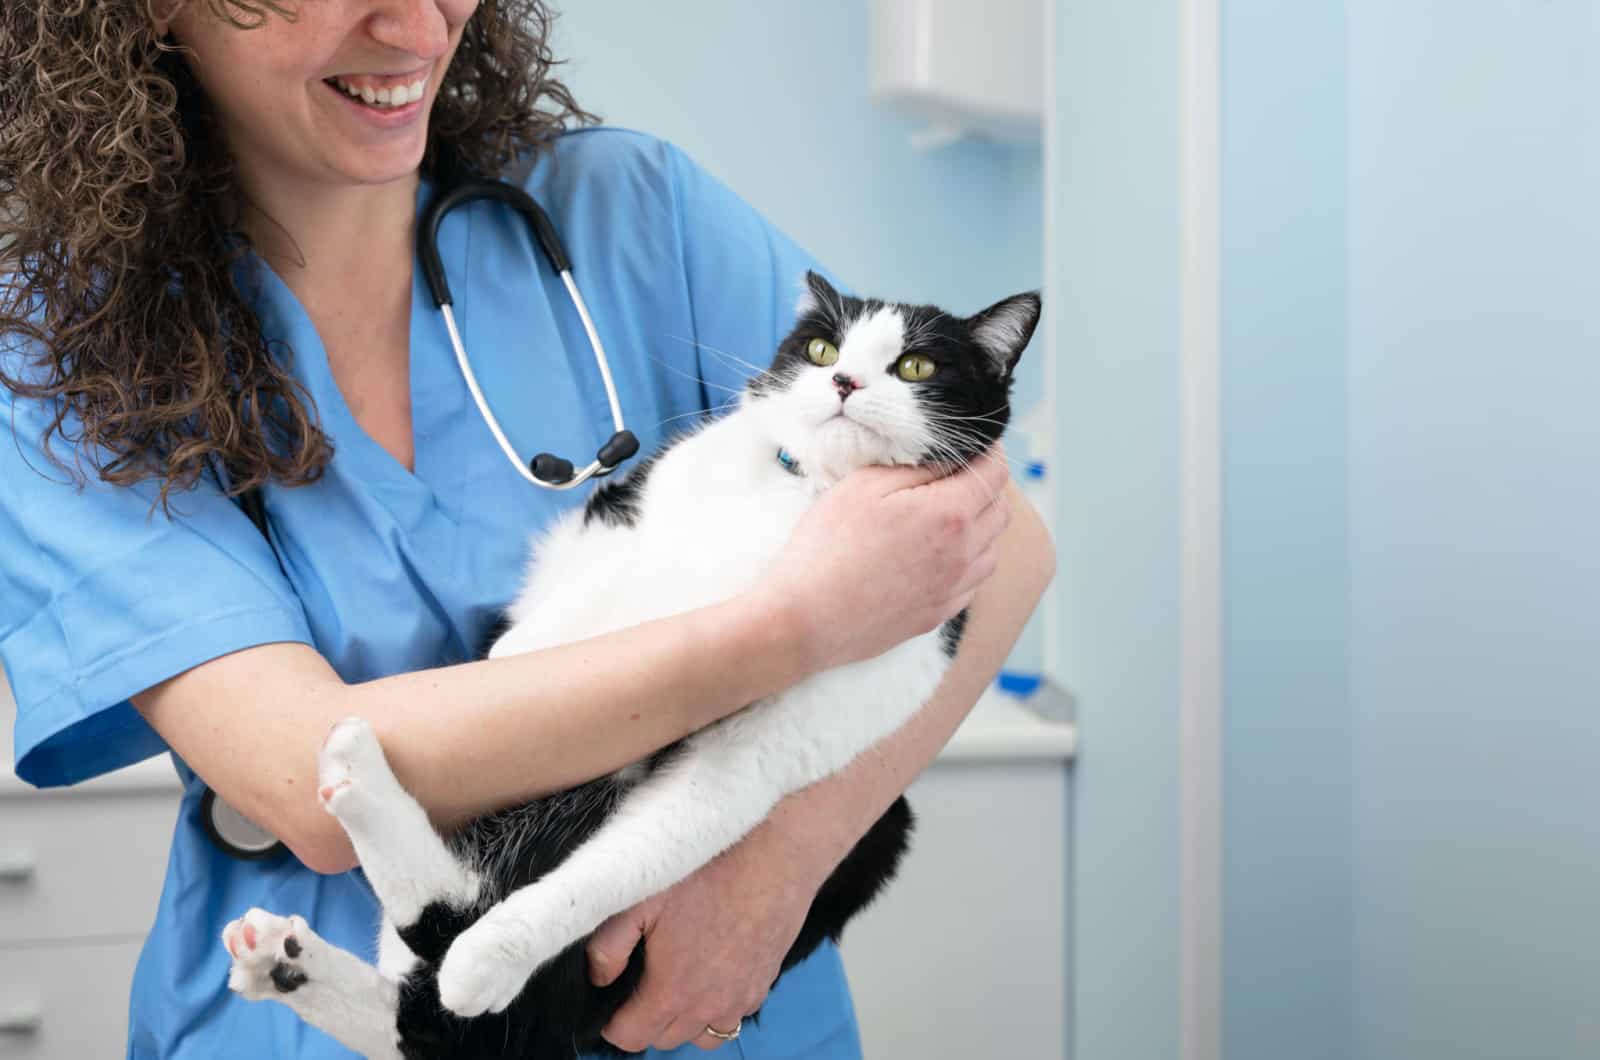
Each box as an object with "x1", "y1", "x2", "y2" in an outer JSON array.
[{"x1": 368, "y1": 0, "x2": 461, "y2": 59}]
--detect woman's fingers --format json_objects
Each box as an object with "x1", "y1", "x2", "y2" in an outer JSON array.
[
  {"x1": 756, "y1": 440, "x2": 1015, "y2": 669},
  {"x1": 622, "y1": 988, "x2": 754, "y2": 1051},
  {"x1": 918, "y1": 442, "x2": 1010, "y2": 509},
  {"x1": 587, "y1": 894, "x2": 662, "y2": 987},
  {"x1": 604, "y1": 997, "x2": 678, "y2": 1054},
  {"x1": 691, "y1": 1011, "x2": 749, "y2": 1051}
]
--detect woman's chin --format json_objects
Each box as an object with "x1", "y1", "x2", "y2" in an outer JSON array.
[{"x1": 333, "y1": 147, "x2": 428, "y2": 188}]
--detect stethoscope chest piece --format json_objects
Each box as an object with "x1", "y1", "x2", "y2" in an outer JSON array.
[{"x1": 201, "y1": 787, "x2": 287, "y2": 861}]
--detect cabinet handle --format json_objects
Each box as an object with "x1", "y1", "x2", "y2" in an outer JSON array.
[
  {"x1": 0, "y1": 851, "x2": 35, "y2": 882},
  {"x1": 0, "y1": 1002, "x2": 42, "y2": 1034}
]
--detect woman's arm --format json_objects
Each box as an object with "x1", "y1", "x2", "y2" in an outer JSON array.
[
  {"x1": 133, "y1": 594, "x2": 810, "y2": 874},
  {"x1": 588, "y1": 481, "x2": 1054, "y2": 1051},
  {"x1": 132, "y1": 452, "x2": 1013, "y2": 874}
]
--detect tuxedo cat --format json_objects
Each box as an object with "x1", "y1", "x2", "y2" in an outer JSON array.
[{"x1": 221, "y1": 272, "x2": 1040, "y2": 1059}]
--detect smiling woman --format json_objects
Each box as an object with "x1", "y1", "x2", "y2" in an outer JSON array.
[
  {"x1": 0, "y1": 3, "x2": 1051, "y2": 1059},
  {"x1": 0, "y1": 0, "x2": 592, "y2": 510}
]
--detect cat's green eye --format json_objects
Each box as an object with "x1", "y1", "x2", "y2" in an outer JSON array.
[
  {"x1": 806, "y1": 338, "x2": 840, "y2": 366},
  {"x1": 896, "y1": 354, "x2": 938, "y2": 381}
]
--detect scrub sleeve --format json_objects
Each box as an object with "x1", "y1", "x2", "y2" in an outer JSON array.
[{"x1": 0, "y1": 128, "x2": 863, "y2": 1059}]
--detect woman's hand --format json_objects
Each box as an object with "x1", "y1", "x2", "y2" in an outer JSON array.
[
  {"x1": 757, "y1": 443, "x2": 1012, "y2": 672},
  {"x1": 586, "y1": 823, "x2": 829, "y2": 1052}
]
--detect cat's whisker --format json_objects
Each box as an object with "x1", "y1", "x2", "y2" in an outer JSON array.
[
  {"x1": 902, "y1": 313, "x2": 943, "y2": 351},
  {"x1": 864, "y1": 408, "x2": 1015, "y2": 472},
  {"x1": 665, "y1": 335, "x2": 782, "y2": 385},
  {"x1": 929, "y1": 434, "x2": 1020, "y2": 475},
  {"x1": 657, "y1": 387, "x2": 741, "y2": 429},
  {"x1": 654, "y1": 407, "x2": 720, "y2": 431},
  {"x1": 644, "y1": 353, "x2": 747, "y2": 397},
  {"x1": 917, "y1": 399, "x2": 1012, "y2": 424}
]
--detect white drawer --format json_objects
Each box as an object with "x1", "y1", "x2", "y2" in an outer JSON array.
[
  {"x1": 0, "y1": 794, "x2": 176, "y2": 944},
  {"x1": 0, "y1": 936, "x2": 142, "y2": 1059}
]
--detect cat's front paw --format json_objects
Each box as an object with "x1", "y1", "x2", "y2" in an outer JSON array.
[
  {"x1": 435, "y1": 921, "x2": 537, "y2": 1018},
  {"x1": 223, "y1": 909, "x2": 312, "y2": 1001}
]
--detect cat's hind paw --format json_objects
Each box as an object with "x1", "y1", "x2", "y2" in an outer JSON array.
[
  {"x1": 435, "y1": 922, "x2": 538, "y2": 1018},
  {"x1": 317, "y1": 716, "x2": 398, "y2": 819},
  {"x1": 223, "y1": 909, "x2": 312, "y2": 1001}
]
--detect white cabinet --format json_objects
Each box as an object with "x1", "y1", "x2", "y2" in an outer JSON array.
[
  {"x1": 0, "y1": 674, "x2": 181, "y2": 1059},
  {"x1": 842, "y1": 687, "x2": 1075, "y2": 1059},
  {"x1": 0, "y1": 939, "x2": 147, "y2": 1060}
]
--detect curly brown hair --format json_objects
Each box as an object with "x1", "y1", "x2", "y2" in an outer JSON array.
[{"x1": 0, "y1": 0, "x2": 596, "y2": 512}]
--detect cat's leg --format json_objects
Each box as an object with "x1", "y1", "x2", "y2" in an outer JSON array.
[
  {"x1": 318, "y1": 717, "x2": 483, "y2": 931},
  {"x1": 376, "y1": 916, "x2": 421, "y2": 981},
  {"x1": 436, "y1": 700, "x2": 832, "y2": 1017},
  {"x1": 437, "y1": 644, "x2": 947, "y2": 1017},
  {"x1": 223, "y1": 908, "x2": 404, "y2": 1060},
  {"x1": 433, "y1": 747, "x2": 753, "y2": 1016}
]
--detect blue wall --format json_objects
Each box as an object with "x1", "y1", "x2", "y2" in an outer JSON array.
[
  {"x1": 552, "y1": 1, "x2": 1045, "y2": 401},
  {"x1": 1347, "y1": 3, "x2": 1600, "y2": 1057},
  {"x1": 1220, "y1": 2, "x2": 1353, "y2": 1058},
  {"x1": 1056, "y1": 1, "x2": 1600, "y2": 1057},
  {"x1": 1051, "y1": 2, "x2": 1182, "y2": 1057}
]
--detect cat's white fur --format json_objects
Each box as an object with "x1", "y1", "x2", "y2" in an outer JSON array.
[{"x1": 223, "y1": 298, "x2": 977, "y2": 1042}]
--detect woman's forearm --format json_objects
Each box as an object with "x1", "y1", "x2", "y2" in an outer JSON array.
[
  {"x1": 749, "y1": 484, "x2": 1055, "y2": 882},
  {"x1": 361, "y1": 590, "x2": 814, "y2": 830},
  {"x1": 136, "y1": 589, "x2": 815, "y2": 873}
]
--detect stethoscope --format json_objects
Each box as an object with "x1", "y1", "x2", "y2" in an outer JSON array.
[
  {"x1": 203, "y1": 175, "x2": 642, "y2": 860},
  {"x1": 419, "y1": 176, "x2": 639, "y2": 488}
]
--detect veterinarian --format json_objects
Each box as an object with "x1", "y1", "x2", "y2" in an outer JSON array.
[{"x1": 0, "y1": 2, "x2": 1054, "y2": 1057}]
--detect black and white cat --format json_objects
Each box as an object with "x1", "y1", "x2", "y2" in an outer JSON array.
[{"x1": 220, "y1": 272, "x2": 1040, "y2": 1059}]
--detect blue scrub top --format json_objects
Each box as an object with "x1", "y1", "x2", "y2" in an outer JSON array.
[{"x1": 1, "y1": 129, "x2": 861, "y2": 1059}]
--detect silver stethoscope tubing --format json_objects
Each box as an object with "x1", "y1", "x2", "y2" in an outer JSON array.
[{"x1": 418, "y1": 177, "x2": 639, "y2": 489}]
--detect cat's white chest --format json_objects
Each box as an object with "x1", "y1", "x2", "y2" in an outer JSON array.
[{"x1": 493, "y1": 416, "x2": 813, "y2": 656}]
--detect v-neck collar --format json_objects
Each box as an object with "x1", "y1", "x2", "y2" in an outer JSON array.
[{"x1": 240, "y1": 174, "x2": 471, "y2": 514}]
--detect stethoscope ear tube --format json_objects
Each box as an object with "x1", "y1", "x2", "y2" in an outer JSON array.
[
  {"x1": 420, "y1": 179, "x2": 571, "y2": 308},
  {"x1": 420, "y1": 174, "x2": 638, "y2": 491}
]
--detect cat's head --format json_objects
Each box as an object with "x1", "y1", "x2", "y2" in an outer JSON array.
[{"x1": 744, "y1": 271, "x2": 1041, "y2": 484}]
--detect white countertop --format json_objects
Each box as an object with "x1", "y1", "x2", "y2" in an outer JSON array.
[
  {"x1": 2, "y1": 679, "x2": 1076, "y2": 800},
  {"x1": 939, "y1": 681, "x2": 1079, "y2": 763}
]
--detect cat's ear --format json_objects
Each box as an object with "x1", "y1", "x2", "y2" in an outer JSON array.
[
  {"x1": 967, "y1": 291, "x2": 1042, "y2": 377},
  {"x1": 797, "y1": 270, "x2": 841, "y2": 320}
]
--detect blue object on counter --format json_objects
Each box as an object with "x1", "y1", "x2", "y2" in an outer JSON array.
[{"x1": 997, "y1": 671, "x2": 1044, "y2": 698}]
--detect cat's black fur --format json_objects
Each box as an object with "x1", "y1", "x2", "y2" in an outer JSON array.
[{"x1": 276, "y1": 275, "x2": 1039, "y2": 1059}]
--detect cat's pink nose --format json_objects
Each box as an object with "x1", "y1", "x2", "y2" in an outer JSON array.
[{"x1": 833, "y1": 372, "x2": 862, "y2": 398}]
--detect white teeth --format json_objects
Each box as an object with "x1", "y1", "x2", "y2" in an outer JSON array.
[{"x1": 333, "y1": 76, "x2": 428, "y2": 109}]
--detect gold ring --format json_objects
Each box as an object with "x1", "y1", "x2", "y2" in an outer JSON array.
[{"x1": 703, "y1": 1020, "x2": 742, "y2": 1042}]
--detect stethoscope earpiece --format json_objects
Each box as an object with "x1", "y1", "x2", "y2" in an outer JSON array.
[{"x1": 531, "y1": 453, "x2": 575, "y2": 485}]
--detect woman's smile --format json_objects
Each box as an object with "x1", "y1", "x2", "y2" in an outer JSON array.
[{"x1": 321, "y1": 69, "x2": 434, "y2": 130}]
